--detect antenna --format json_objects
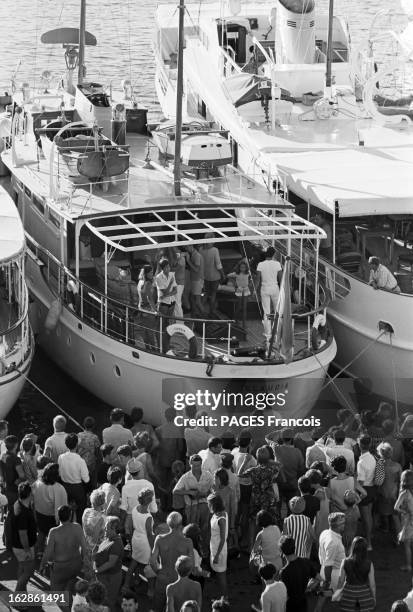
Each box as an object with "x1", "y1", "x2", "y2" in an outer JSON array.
[
  {"x1": 173, "y1": 0, "x2": 185, "y2": 197},
  {"x1": 78, "y1": 0, "x2": 86, "y2": 84}
]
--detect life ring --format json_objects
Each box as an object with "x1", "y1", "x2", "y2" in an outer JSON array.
[
  {"x1": 311, "y1": 313, "x2": 328, "y2": 351},
  {"x1": 166, "y1": 323, "x2": 198, "y2": 359}
]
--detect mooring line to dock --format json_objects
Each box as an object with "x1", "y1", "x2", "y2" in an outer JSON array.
[
  {"x1": 20, "y1": 371, "x2": 84, "y2": 431},
  {"x1": 319, "y1": 330, "x2": 386, "y2": 393}
]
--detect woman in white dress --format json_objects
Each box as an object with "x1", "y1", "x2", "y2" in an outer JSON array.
[
  {"x1": 208, "y1": 493, "x2": 228, "y2": 596},
  {"x1": 123, "y1": 488, "x2": 155, "y2": 598}
]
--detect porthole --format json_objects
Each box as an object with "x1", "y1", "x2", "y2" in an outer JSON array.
[
  {"x1": 66, "y1": 335, "x2": 71, "y2": 346},
  {"x1": 90, "y1": 352, "x2": 96, "y2": 365},
  {"x1": 114, "y1": 365, "x2": 121, "y2": 377},
  {"x1": 56, "y1": 325, "x2": 61, "y2": 337}
]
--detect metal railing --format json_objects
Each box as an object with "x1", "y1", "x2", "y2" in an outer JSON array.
[{"x1": 26, "y1": 233, "x2": 333, "y2": 362}]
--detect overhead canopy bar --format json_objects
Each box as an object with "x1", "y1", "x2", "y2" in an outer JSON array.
[{"x1": 84, "y1": 204, "x2": 326, "y2": 253}]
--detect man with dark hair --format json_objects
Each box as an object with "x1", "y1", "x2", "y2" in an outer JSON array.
[
  {"x1": 324, "y1": 429, "x2": 355, "y2": 474},
  {"x1": 200, "y1": 234, "x2": 225, "y2": 316},
  {"x1": 166, "y1": 555, "x2": 202, "y2": 612},
  {"x1": 121, "y1": 589, "x2": 139, "y2": 612},
  {"x1": 58, "y1": 433, "x2": 89, "y2": 523},
  {"x1": 116, "y1": 444, "x2": 136, "y2": 479},
  {"x1": 357, "y1": 435, "x2": 376, "y2": 551},
  {"x1": 199, "y1": 437, "x2": 223, "y2": 475},
  {"x1": 11, "y1": 481, "x2": 37, "y2": 593},
  {"x1": 256, "y1": 245, "x2": 283, "y2": 341},
  {"x1": 96, "y1": 443, "x2": 115, "y2": 486},
  {"x1": 269, "y1": 428, "x2": 305, "y2": 504},
  {"x1": 155, "y1": 258, "x2": 178, "y2": 352},
  {"x1": 232, "y1": 430, "x2": 256, "y2": 547},
  {"x1": 279, "y1": 535, "x2": 318, "y2": 612},
  {"x1": 40, "y1": 504, "x2": 87, "y2": 596},
  {"x1": 298, "y1": 475, "x2": 320, "y2": 523},
  {"x1": 251, "y1": 563, "x2": 287, "y2": 612},
  {"x1": 103, "y1": 408, "x2": 134, "y2": 449},
  {"x1": 1, "y1": 434, "x2": 25, "y2": 505}
]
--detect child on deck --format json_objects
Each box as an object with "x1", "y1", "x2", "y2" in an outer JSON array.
[
  {"x1": 395, "y1": 469, "x2": 413, "y2": 571},
  {"x1": 227, "y1": 260, "x2": 251, "y2": 326}
]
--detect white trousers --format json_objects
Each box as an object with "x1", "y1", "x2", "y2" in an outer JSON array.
[
  {"x1": 174, "y1": 284, "x2": 184, "y2": 319},
  {"x1": 261, "y1": 290, "x2": 279, "y2": 340}
]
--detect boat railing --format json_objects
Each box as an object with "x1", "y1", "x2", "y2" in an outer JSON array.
[
  {"x1": 219, "y1": 46, "x2": 242, "y2": 79},
  {"x1": 26, "y1": 233, "x2": 332, "y2": 362},
  {"x1": 0, "y1": 277, "x2": 31, "y2": 374}
]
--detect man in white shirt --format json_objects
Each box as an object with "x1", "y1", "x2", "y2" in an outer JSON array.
[
  {"x1": 323, "y1": 429, "x2": 355, "y2": 474},
  {"x1": 198, "y1": 437, "x2": 223, "y2": 475},
  {"x1": 44, "y1": 415, "x2": 68, "y2": 463},
  {"x1": 155, "y1": 258, "x2": 177, "y2": 353},
  {"x1": 252, "y1": 562, "x2": 287, "y2": 612},
  {"x1": 58, "y1": 433, "x2": 89, "y2": 523},
  {"x1": 102, "y1": 408, "x2": 134, "y2": 450},
  {"x1": 120, "y1": 457, "x2": 157, "y2": 539},
  {"x1": 368, "y1": 256, "x2": 400, "y2": 292},
  {"x1": 318, "y1": 512, "x2": 346, "y2": 593},
  {"x1": 357, "y1": 435, "x2": 376, "y2": 551},
  {"x1": 256, "y1": 247, "x2": 282, "y2": 341},
  {"x1": 173, "y1": 454, "x2": 213, "y2": 548}
]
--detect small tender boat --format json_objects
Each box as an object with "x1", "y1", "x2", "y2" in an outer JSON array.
[
  {"x1": 152, "y1": 119, "x2": 232, "y2": 168},
  {"x1": 0, "y1": 185, "x2": 34, "y2": 418}
]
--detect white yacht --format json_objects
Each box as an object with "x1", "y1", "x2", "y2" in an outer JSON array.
[
  {"x1": 154, "y1": 0, "x2": 413, "y2": 405},
  {"x1": 0, "y1": 2, "x2": 337, "y2": 424},
  {"x1": 0, "y1": 185, "x2": 34, "y2": 417}
]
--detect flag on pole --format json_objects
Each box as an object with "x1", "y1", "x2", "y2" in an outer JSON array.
[{"x1": 275, "y1": 256, "x2": 294, "y2": 363}]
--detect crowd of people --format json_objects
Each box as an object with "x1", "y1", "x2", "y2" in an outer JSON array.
[{"x1": 1, "y1": 403, "x2": 413, "y2": 611}]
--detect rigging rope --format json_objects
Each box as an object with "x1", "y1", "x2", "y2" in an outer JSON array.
[{"x1": 320, "y1": 329, "x2": 386, "y2": 392}]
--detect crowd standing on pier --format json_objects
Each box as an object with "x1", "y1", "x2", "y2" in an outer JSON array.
[{"x1": 1, "y1": 404, "x2": 413, "y2": 611}]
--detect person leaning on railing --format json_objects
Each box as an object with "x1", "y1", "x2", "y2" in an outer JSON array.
[
  {"x1": 136, "y1": 264, "x2": 158, "y2": 352},
  {"x1": 155, "y1": 258, "x2": 177, "y2": 353}
]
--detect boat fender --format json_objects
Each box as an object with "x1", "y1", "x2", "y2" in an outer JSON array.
[
  {"x1": 311, "y1": 313, "x2": 328, "y2": 351},
  {"x1": 166, "y1": 323, "x2": 198, "y2": 359},
  {"x1": 44, "y1": 298, "x2": 62, "y2": 332}
]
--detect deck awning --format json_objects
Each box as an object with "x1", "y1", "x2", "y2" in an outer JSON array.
[
  {"x1": 84, "y1": 203, "x2": 326, "y2": 253},
  {"x1": 267, "y1": 145, "x2": 413, "y2": 217}
]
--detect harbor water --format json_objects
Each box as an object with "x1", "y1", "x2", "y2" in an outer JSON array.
[{"x1": 0, "y1": 0, "x2": 411, "y2": 437}]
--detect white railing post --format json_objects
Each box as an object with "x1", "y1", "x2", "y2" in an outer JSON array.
[
  {"x1": 159, "y1": 315, "x2": 163, "y2": 353},
  {"x1": 80, "y1": 284, "x2": 84, "y2": 319},
  {"x1": 202, "y1": 322, "x2": 206, "y2": 358},
  {"x1": 125, "y1": 306, "x2": 129, "y2": 343},
  {"x1": 227, "y1": 323, "x2": 231, "y2": 356},
  {"x1": 307, "y1": 315, "x2": 311, "y2": 348}
]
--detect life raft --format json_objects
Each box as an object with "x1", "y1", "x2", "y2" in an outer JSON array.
[
  {"x1": 166, "y1": 323, "x2": 198, "y2": 359},
  {"x1": 311, "y1": 313, "x2": 328, "y2": 351}
]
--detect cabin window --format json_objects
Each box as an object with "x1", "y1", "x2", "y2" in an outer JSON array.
[
  {"x1": 248, "y1": 18, "x2": 258, "y2": 30},
  {"x1": 32, "y1": 195, "x2": 44, "y2": 215},
  {"x1": 15, "y1": 179, "x2": 23, "y2": 190},
  {"x1": 48, "y1": 209, "x2": 61, "y2": 230},
  {"x1": 24, "y1": 186, "x2": 31, "y2": 198}
]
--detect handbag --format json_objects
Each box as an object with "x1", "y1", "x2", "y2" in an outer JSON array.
[{"x1": 248, "y1": 547, "x2": 264, "y2": 576}]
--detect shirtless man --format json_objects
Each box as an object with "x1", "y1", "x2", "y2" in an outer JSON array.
[
  {"x1": 40, "y1": 504, "x2": 87, "y2": 600},
  {"x1": 150, "y1": 512, "x2": 194, "y2": 612},
  {"x1": 166, "y1": 556, "x2": 202, "y2": 612}
]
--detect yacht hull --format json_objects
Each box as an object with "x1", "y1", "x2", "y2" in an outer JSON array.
[
  {"x1": 27, "y1": 255, "x2": 336, "y2": 426},
  {"x1": 0, "y1": 351, "x2": 33, "y2": 419},
  {"x1": 327, "y1": 270, "x2": 413, "y2": 405}
]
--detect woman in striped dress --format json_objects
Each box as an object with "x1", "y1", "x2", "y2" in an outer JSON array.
[{"x1": 336, "y1": 537, "x2": 376, "y2": 612}]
